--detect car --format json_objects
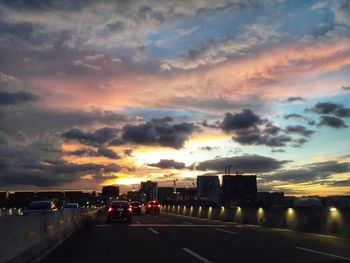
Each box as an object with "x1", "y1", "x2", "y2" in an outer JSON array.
[
  {"x1": 63, "y1": 203, "x2": 79, "y2": 209},
  {"x1": 23, "y1": 201, "x2": 58, "y2": 215},
  {"x1": 107, "y1": 201, "x2": 132, "y2": 223},
  {"x1": 130, "y1": 201, "x2": 142, "y2": 215},
  {"x1": 145, "y1": 200, "x2": 161, "y2": 214}
]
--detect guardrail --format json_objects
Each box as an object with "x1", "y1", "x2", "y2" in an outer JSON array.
[
  {"x1": 162, "y1": 205, "x2": 350, "y2": 238},
  {"x1": 0, "y1": 208, "x2": 99, "y2": 263}
]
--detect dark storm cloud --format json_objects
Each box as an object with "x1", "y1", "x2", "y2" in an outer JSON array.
[
  {"x1": 196, "y1": 154, "x2": 288, "y2": 173},
  {"x1": 318, "y1": 115, "x2": 348, "y2": 128},
  {"x1": 221, "y1": 109, "x2": 260, "y2": 132},
  {"x1": 0, "y1": 91, "x2": 38, "y2": 105},
  {"x1": 124, "y1": 149, "x2": 133, "y2": 157},
  {"x1": 285, "y1": 125, "x2": 315, "y2": 137},
  {"x1": 148, "y1": 159, "x2": 186, "y2": 169},
  {"x1": 62, "y1": 127, "x2": 119, "y2": 146},
  {"x1": 232, "y1": 128, "x2": 292, "y2": 147},
  {"x1": 66, "y1": 147, "x2": 120, "y2": 159},
  {"x1": 122, "y1": 117, "x2": 199, "y2": 149},
  {"x1": 0, "y1": 133, "x2": 120, "y2": 187},
  {"x1": 266, "y1": 161, "x2": 350, "y2": 183},
  {"x1": 342, "y1": 86, "x2": 350, "y2": 90},
  {"x1": 282, "y1": 96, "x2": 305, "y2": 103},
  {"x1": 0, "y1": 107, "x2": 128, "y2": 136},
  {"x1": 310, "y1": 102, "x2": 350, "y2": 118}
]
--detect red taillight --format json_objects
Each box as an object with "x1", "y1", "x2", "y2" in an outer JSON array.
[
  {"x1": 138, "y1": 205, "x2": 142, "y2": 208},
  {"x1": 108, "y1": 207, "x2": 113, "y2": 212},
  {"x1": 127, "y1": 207, "x2": 132, "y2": 212},
  {"x1": 147, "y1": 205, "x2": 151, "y2": 208},
  {"x1": 158, "y1": 205, "x2": 161, "y2": 208}
]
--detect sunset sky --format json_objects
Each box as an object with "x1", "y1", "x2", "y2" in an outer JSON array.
[{"x1": 0, "y1": 0, "x2": 349, "y2": 195}]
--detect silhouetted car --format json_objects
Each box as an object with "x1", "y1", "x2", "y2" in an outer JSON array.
[
  {"x1": 23, "y1": 201, "x2": 58, "y2": 215},
  {"x1": 107, "y1": 201, "x2": 132, "y2": 223},
  {"x1": 145, "y1": 200, "x2": 161, "y2": 214},
  {"x1": 63, "y1": 203, "x2": 79, "y2": 209},
  {"x1": 130, "y1": 201, "x2": 142, "y2": 215}
]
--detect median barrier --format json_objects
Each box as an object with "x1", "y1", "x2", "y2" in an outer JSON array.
[
  {"x1": 162, "y1": 205, "x2": 350, "y2": 238},
  {"x1": 0, "y1": 208, "x2": 98, "y2": 263}
]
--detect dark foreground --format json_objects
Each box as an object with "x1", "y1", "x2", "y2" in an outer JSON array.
[{"x1": 41, "y1": 211, "x2": 350, "y2": 263}]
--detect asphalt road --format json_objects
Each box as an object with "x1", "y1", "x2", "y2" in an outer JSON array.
[{"x1": 40, "y1": 211, "x2": 350, "y2": 263}]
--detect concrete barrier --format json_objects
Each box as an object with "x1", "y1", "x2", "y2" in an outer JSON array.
[
  {"x1": 0, "y1": 208, "x2": 98, "y2": 263},
  {"x1": 162, "y1": 205, "x2": 350, "y2": 238}
]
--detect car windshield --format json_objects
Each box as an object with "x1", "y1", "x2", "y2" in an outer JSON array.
[
  {"x1": 130, "y1": 202, "x2": 139, "y2": 206},
  {"x1": 28, "y1": 201, "x2": 51, "y2": 210}
]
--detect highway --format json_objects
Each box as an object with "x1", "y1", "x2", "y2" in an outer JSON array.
[{"x1": 41, "y1": 211, "x2": 350, "y2": 263}]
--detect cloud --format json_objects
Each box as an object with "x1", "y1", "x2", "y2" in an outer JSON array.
[
  {"x1": 62, "y1": 127, "x2": 119, "y2": 146},
  {"x1": 266, "y1": 161, "x2": 350, "y2": 183},
  {"x1": 310, "y1": 102, "x2": 350, "y2": 117},
  {"x1": 233, "y1": 129, "x2": 292, "y2": 147},
  {"x1": 282, "y1": 96, "x2": 305, "y2": 103},
  {"x1": 0, "y1": 133, "x2": 120, "y2": 187},
  {"x1": 0, "y1": 72, "x2": 16, "y2": 82},
  {"x1": 148, "y1": 159, "x2": 186, "y2": 169},
  {"x1": 196, "y1": 154, "x2": 288, "y2": 173},
  {"x1": 67, "y1": 147, "x2": 120, "y2": 159},
  {"x1": 342, "y1": 86, "x2": 350, "y2": 90},
  {"x1": 106, "y1": 20, "x2": 124, "y2": 32},
  {"x1": 0, "y1": 107, "x2": 128, "y2": 136},
  {"x1": 334, "y1": 0, "x2": 350, "y2": 25},
  {"x1": 221, "y1": 109, "x2": 260, "y2": 132},
  {"x1": 318, "y1": 115, "x2": 348, "y2": 128},
  {"x1": 199, "y1": 146, "x2": 219, "y2": 151},
  {"x1": 285, "y1": 125, "x2": 315, "y2": 137},
  {"x1": 0, "y1": 91, "x2": 38, "y2": 105},
  {"x1": 122, "y1": 117, "x2": 198, "y2": 149}
]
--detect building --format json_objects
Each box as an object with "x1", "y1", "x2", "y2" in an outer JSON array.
[
  {"x1": 257, "y1": 191, "x2": 284, "y2": 208},
  {"x1": 140, "y1": 181, "x2": 158, "y2": 203},
  {"x1": 221, "y1": 174, "x2": 257, "y2": 207},
  {"x1": 176, "y1": 187, "x2": 197, "y2": 201},
  {"x1": 101, "y1": 185, "x2": 120, "y2": 199},
  {"x1": 158, "y1": 187, "x2": 174, "y2": 203},
  {"x1": 197, "y1": 176, "x2": 220, "y2": 204},
  {"x1": 323, "y1": 196, "x2": 350, "y2": 208},
  {"x1": 64, "y1": 190, "x2": 94, "y2": 206}
]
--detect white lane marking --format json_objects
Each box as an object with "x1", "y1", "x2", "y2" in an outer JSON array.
[
  {"x1": 135, "y1": 221, "x2": 141, "y2": 224},
  {"x1": 215, "y1": 228, "x2": 238, "y2": 235},
  {"x1": 148, "y1": 228, "x2": 159, "y2": 234},
  {"x1": 295, "y1": 246, "x2": 350, "y2": 260},
  {"x1": 182, "y1": 247, "x2": 212, "y2": 263}
]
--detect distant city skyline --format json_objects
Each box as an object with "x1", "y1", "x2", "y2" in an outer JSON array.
[{"x1": 0, "y1": 1, "x2": 349, "y2": 196}]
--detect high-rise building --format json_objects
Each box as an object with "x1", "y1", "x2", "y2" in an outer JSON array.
[
  {"x1": 101, "y1": 185, "x2": 120, "y2": 198},
  {"x1": 221, "y1": 174, "x2": 257, "y2": 207},
  {"x1": 197, "y1": 176, "x2": 220, "y2": 204},
  {"x1": 140, "y1": 181, "x2": 158, "y2": 202},
  {"x1": 158, "y1": 187, "x2": 174, "y2": 203}
]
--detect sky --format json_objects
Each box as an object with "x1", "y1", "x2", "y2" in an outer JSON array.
[{"x1": 0, "y1": 0, "x2": 350, "y2": 195}]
